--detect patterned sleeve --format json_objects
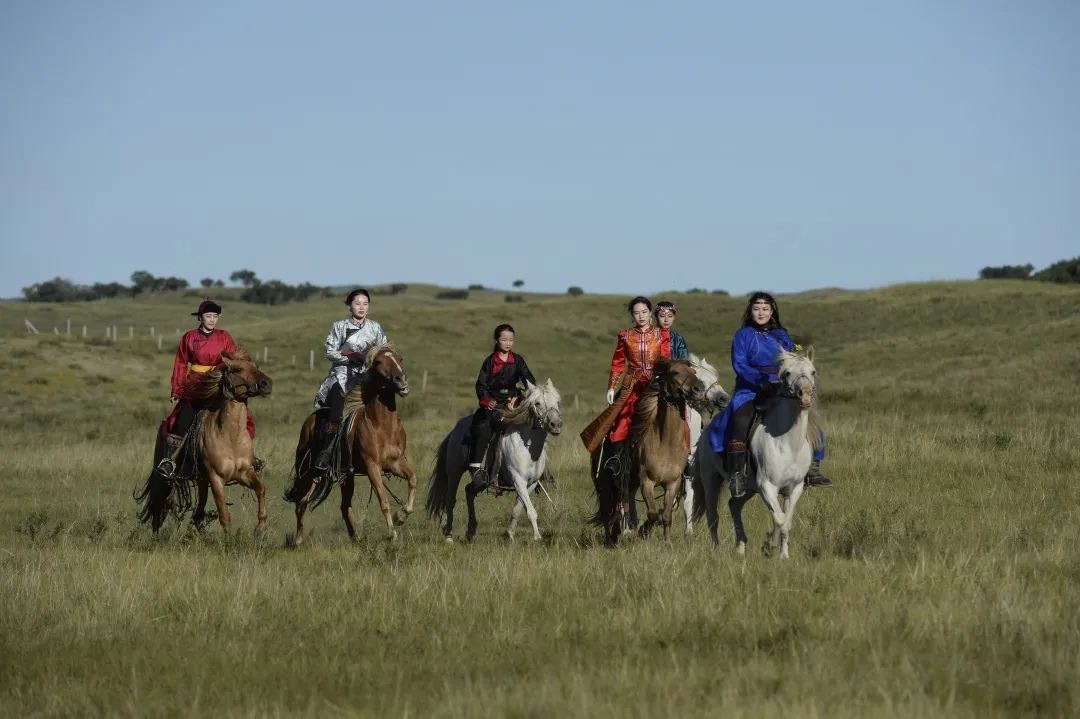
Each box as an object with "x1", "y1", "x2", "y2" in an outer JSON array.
[
  {"x1": 673, "y1": 332, "x2": 689, "y2": 360},
  {"x1": 608, "y1": 332, "x2": 627, "y2": 390},
  {"x1": 324, "y1": 321, "x2": 348, "y2": 365},
  {"x1": 376, "y1": 321, "x2": 388, "y2": 347}
]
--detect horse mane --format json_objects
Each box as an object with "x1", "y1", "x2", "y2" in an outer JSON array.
[
  {"x1": 775, "y1": 349, "x2": 825, "y2": 451},
  {"x1": 501, "y1": 380, "x2": 561, "y2": 425},
  {"x1": 342, "y1": 343, "x2": 401, "y2": 414},
  {"x1": 187, "y1": 369, "x2": 224, "y2": 404},
  {"x1": 630, "y1": 359, "x2": 683, "y2": 443}
]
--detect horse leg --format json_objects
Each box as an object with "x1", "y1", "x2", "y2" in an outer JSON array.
[
  {"x1": 702, "y1": 464, "x2": 722, "y2": 547},
  {"x1": 244, "y1": 466, "x2": 268, "y2": 537},
  {"x1": 464, "y1": 483, "x2": 479, "y2": 542},
  {"x1": 779, "y1": 482, "x2": 806, "y2": 560},
  {"x1": 294, "y1": 495, "x2": 308, "y2": 547},
  {"x1": 661, "y1": 477, "x2": 682, "y2": 541},
  {"x1": 509, "y1": 474, "x2": 542, "y2": 542},
  {"x1": 758, "y1": 482, "x2": 784, "y2": 556},
  {"x1": 728, "y1": 493, "x2": 751, "y2": 555},
  {"x1": 364, "y1": 461, "x2": 396, "y2": 541},
  {"x1": 639, "y1": 472, "x2": 659, "y2": 539},
  {"x1": 443, "y1": 472, "x2": 461, "y2": 541},
  {"x1": 682, "y1": 475, "x2": 695, "y2": 536},
  {"x1": 193, "y1": 480, "x2": 210, "y2": 530},
  {"x1": 340, "y1": 473, "x2": 358, "y2": 542},
  {"x1": 208, "y1": 470, "x2": 231, "y2": 532},
  {"x1": 393, "y1": 459, "x2": 418, "y2": 526}
]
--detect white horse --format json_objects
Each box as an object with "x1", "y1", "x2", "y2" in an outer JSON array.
[
  {"x1": 425, "y1": 380, "x2": 562, "y2": 542},
  {"x1": 696, "y1": 348, "x2": 818, "y2": 558},
  {"x1": 681, "y1": 354, "x2": 729, "y2": 534}
]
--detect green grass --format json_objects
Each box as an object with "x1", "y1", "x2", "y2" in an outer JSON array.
[{"x1": 1, "y1": 280, "x2": 1079, "y2": 717}]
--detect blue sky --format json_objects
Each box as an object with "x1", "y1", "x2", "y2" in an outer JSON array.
[{"x1": 2, "y1": 1, "x2": 1077, "y2": 298}]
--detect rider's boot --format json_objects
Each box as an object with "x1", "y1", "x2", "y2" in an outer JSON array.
[
  {"x1": 467, "y1": 463, "x2": 490, "y2": 490},
  {"x1": 253, "y1": 457, "x2": 265, "y2": 473},
  {"x1": 313, "y1": 420, "x2": 339, "y2": 473},
  {"x1": 156, "y1": 433, "x2": 185, "y2": 478},
  {"x1": 724, "y1": 443, "x2": 748, "y2": 498},
  {"x1": 804, "y1": 460, "x2": 833, "y2": 488}
]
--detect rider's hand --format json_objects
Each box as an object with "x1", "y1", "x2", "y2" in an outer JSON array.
[
  {"x1": 479, "y1": 397, "x2": 496, "y2": 410},
  {"x1": 606, "y1": 389, "x2": 615, "y2": 405},
  {"x1": 170, "y1": 396, "x2": 178, "y2": 403},
  {"x1": 507, "y1": 396, "x2": 519, "y2": 409}
]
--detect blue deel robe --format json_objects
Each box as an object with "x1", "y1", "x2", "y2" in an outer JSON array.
[
  {"x1": 707, "y1": 325, "x2": 825, "y2": 460},
  {"x1": 670, "y1": 330, "x2": 689, "y2": 360}
]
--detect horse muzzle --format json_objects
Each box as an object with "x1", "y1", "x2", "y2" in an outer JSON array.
[{"x1": 257, "y1": 377, "x2": 273, "y2": 396}]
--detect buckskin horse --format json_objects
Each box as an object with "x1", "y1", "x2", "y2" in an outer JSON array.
[
  {"x1": 593, "y1": 359, "x2": 705, "y2": 544},
  {"x1": 285, "y1": 344, "x2": 417, "y2": 544},
  {"x1": 135, "y1": 348, "x2": 272, "y2": 534}
]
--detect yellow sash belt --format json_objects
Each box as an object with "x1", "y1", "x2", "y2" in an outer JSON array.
[{"x1": 190, "y1": 364, "x2": 215, "y2": 373}]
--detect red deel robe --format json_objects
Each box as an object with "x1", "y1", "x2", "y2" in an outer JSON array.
[
  {"x1": 607, "y1": 326, "x2": 671, "y2": 443},
  {"x1": 163, "y1": 328, "x2": 255, "y2": 438}
]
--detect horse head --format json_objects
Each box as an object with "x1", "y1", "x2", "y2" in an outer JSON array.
[
  {"x1": 511, "y1": 379, "x2": 563, "y2": 436},
  {"x1": 688, "y1": 354, "x2": 729, "y2": 414},
  {"x1": 776, "y1": 346, "x2": 816, "y2": 409},
  {"x1": 367, "y1": 344, "x2": 409, "y2": 396},
  {"x1": 655, "y1": 359, "x2": 705, "y2": 408},
  {"x1": 220, "y1": 349, "x2": 272, "y2": 401}
]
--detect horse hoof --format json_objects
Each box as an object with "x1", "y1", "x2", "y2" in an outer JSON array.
[
  {"x1": 444, "y1": 535, "x2": 454, "y2": 544},
  {"x1": 393, "y1": 511, "x2": 409, "y2": 526},
  {"x1": 502, "y1": 531, "x2": 514, "y2": 543},
  {"x1": 736, "y1": 542, "x2": 747, "y2": 556}
]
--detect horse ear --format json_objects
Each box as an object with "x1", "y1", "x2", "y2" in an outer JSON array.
[
  {"x1": 525, "y1": 380, "x2": 536, "y2": 392},
  {"x1": 806, "y1": 345, "x2": 815, "y2": 362},
  {"x1": 545, "y1": 378, "x2": 554, "y2": 390}
]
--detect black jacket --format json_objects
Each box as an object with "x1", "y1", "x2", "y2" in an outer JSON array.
[{"x1": 475, "y1": 352, "x2": 536, "y2": 405}]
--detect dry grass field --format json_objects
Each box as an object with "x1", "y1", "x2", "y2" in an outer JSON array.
[{"x1": 1, "y1": 280, "x2": 1078, "y2": 717}]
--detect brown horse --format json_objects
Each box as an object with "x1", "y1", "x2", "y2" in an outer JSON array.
[
  {"x1": 286, "y1": 344, "x2": 417, "y2": 544},
  {"x1": 136, "y1": 348, "x2": 272, "y2": 534},
  {"x1": 593, "y1": 359, "x2": 704, "y2": 543}
]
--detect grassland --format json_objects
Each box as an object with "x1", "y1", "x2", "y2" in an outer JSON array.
[{"x1": 1, "y1": 280, "x2": 1078, "y2": 718}]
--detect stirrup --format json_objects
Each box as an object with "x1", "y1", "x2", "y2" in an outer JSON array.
[
  {"x1": 469, "y1": 467, "x2": 489, "y2": 489},
  {"x1": 156, "y1": 457, "x2": 177, "y2": 479}
]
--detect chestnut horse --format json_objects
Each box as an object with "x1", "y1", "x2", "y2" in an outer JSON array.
[
  {"x1": 135, "y1": 348, "x2": 272, "y2": 534},
  {"x1": 286, "y1": 344, "x2": 417, "y2": 544},
  {"x1": 593, "y1": 359, "x2": 704, "y2": 544}
]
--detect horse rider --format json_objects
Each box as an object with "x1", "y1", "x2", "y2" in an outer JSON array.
[
  {"x1": 466, "y1": 323, "x2": 537, "y2": 490},
  {"x1": 654, "y1": 300, "x2": 689, "y2": 359},
  {"x1": 312, "y1": 288, "x2": 389, "y2": 472},
  {"x1": 581, "y1": 296, "x2": 672, "y2": 490},
  {"x1": 707, "y1": 291, "x2": 832, "y2": 497},
  {"x1": 161, "y1": 298, "x2": 260, "y2": 470}
]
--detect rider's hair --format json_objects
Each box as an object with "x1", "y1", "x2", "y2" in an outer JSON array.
[
  {"x1": 654, "y1": 300, "x2": 676, "y2": 317},
  {"x1": 344, "y1": 288, "x2": 371, "y2": 306},
  {"x1": 742, "y1": 291, "x2": 784, "y2": 329},
  {"x1": 627, "y1": 296, "x2": 652, "y2": 314},
  {"x1": 492, "y1": 323, "x2": 515, "y2": 353}
]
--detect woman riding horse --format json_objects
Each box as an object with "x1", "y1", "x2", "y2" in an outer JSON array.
[
  {"x1": 160, "y1": 298, "x2": 259, "y2": 470},
  {"x1": 581, "y1": 296, "x2": 671, "y2": 495},
  {"x1": 466, "y1": 323, "x2": 537, "y2": 490},
  {"x1": 654, "y1": 300, "x2": 689, "y2": 360},
  {"x1": 707, "y1": 292, "x2": 832, "y2": 497},
  {"x1": 312, "y1": 288, "x2": 390, "y2": 472}
]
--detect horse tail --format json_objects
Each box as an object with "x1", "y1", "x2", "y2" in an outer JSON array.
[
  {"x1": 134, "y1": 468, "x2": 172, "y2": 530},
  {"x1": 425, "y1": 432, "x2": 453, "y2": 519}
]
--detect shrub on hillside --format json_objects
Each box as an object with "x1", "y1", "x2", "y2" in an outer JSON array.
[
  {"x1": 711, "y1": 289, "x2": 729, "y2": 296},
  {"x1": 567, "y1": 286, "x2": 585, "y2": 296},
  {"x1": 504, "y1": 294, "x2": 524, "y2": 303},
  {"x1": 686, "y1": 288, "x2": 706, "y2": 294},
  {"x1": 1033, "y1": 256, "x2": 1080, "y2": 284},
  {"x1": 468, "y1": 283, "x2": 486, "y2": 291},
  {"x1": 390, "y1": 283, "x2": 408, "y2": 295},
  {"x1": 436, "y1": 289, "x2": 469, "y2": 300},
  {"x1": 242, "y1": 280, "x2": 324, "y2": 306},
  {"x1": 979, "y1": 264, "x2": 1033, "y2": 280}
]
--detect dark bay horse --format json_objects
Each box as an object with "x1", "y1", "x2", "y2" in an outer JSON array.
[
  {"x1": 136, "y1": 348, "x2": 273, "y2": 534},
  {"x1": 593, "y1": 359, "x2": 704, "y2": 544},
  {"x1": 286, "y1": 344, "x2": 417, "y2": 544}
]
